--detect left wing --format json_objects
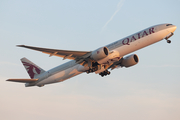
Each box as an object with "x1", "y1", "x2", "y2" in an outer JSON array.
[
  {"x1": 17, "y1": 45, "x2": 91, "y2": 61},
  {"x1": 6, "y1": 79, "x2": 38, "y2": 83}
]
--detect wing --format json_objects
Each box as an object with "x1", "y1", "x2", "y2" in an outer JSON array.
[
  {"x1": 17, "y1": 45, "x2": 92, "y2": 60},
  {"x1": 6, "y1": 79, "x2": 38, "y2": 83}
]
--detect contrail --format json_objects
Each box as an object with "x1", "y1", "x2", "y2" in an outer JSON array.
[{"x1": 101, "y1": 0, "x2": 125, "y2": 32}]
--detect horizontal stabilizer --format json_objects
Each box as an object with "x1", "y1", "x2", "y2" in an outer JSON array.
[{"x1": 6, "y1": 79, "x2": 38, "y2": 83}]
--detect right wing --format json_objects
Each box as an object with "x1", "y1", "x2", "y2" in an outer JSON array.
[{"x1": 6, "y1": 79, "x2": 38, "y2": 83}]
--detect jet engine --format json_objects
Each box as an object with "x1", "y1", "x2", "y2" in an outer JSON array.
[
  {"x1": 90, "y1": 47, "x2": 109, "y2": 61},
  {"x1": 121, "y1": 54, "x2": 139, "y2": 67}
]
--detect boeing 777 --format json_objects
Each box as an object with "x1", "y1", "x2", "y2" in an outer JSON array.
[{"x1": 7, "y1": 23, "x2": 177, "y2": 87}]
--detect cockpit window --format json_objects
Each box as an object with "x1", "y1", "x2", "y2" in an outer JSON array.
[{"x1": 166, "y1": 24, "x2": 173, "y2": 26}]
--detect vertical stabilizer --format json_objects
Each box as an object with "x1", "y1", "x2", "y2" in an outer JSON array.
[{"x1": 21, "y1": 58, "x2": 45, "y2": 79}]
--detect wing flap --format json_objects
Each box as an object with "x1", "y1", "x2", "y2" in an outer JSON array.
[{"x1": 6, "y1": 79, "x2": 38, "y2": 83}]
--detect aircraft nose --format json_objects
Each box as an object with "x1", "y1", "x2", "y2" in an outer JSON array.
[{"x1": 171, "y1": 25, "x2": 177, "y2": 32}]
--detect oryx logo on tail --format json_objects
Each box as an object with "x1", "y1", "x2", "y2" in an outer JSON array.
[
  {"x1": 21, "y1": 58, "x2": 45, "y2": 79},
  {"x1": 22, "y1": 61, "x2": 41, "y2": 79}
]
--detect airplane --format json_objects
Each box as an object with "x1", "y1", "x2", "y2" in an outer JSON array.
[{"x1": 7, "y1": 23, "x2": 177, "y2": 87}]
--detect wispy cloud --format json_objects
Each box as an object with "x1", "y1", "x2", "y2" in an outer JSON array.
[{"x1": 101, "y1": 0, "x2": 125, "y2": 32}]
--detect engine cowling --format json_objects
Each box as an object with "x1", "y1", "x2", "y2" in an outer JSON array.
[
  {"x1": 97, "y1": 50, "x2": 120, "y2": 64},
  {"x1": 121, "y1": 54, "x2": 139, "y2": 67},
  {"x1": 90, "y1": 47, "x2": 109, "y2": 61}
]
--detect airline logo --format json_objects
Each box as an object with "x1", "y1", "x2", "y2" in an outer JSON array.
[
  {"x1": 122, "y1": 27, "x2": 155, "y2": 45},
  {"x1": 22, "y1": 61, "x2": 41, "y2": 79}
]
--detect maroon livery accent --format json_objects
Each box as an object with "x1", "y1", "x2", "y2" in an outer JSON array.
[{"x1": 22, "y1": 61, "x2": 41, "y2": 79}]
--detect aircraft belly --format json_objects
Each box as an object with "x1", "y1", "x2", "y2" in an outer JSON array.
[{"x1": 36, "y1": 64, "x2": 82, "y2": 86}]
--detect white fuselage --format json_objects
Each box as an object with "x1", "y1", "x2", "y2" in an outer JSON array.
[{"x1": 28, "y1": 23, "x2": 176, "y2": 87}]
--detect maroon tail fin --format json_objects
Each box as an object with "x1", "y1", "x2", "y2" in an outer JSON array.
[{"x1": 21, "y1": 58, "x2": 45, "y2": 79}]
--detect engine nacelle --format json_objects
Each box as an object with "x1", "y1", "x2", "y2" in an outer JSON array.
[
  {"x1": 121, "y1": 54, "x2": 139, "y2": 67},
  {"x1": 97, "y1": 50, "x2": 120, "y2": 64},
  {"x1": 90, "y1": 47, "x2": 109, "y2": 61}
]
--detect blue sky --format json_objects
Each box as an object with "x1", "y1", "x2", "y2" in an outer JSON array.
[{"x1": 0, "y1": 0, "x2": 180, "y2": 120}]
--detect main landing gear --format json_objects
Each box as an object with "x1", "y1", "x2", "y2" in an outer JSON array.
[
  {"x1": 85, "y1": 64, "x2": 111, "y2": 77},
  {"x1": 99, "y1": 70, "x2": 111, "y2": 77},
  {"x1": 86, "y1": 67, "x2": 98, "y2": 74}
]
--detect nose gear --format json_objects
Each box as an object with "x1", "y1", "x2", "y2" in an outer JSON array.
[{"x1": 165, "y1": 32, "x2": 174, "y2": 44}]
